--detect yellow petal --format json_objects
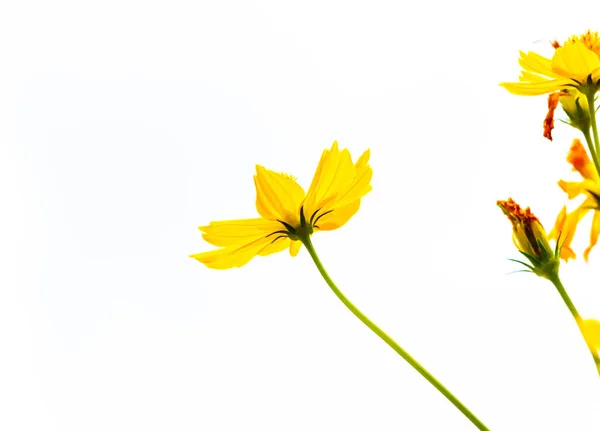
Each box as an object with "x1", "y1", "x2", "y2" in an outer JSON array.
[
  {"x1": 518, "y1": 50, "x2": 557, "y2": 78},
  {"x1": 304, "y1": 142, "x2": 354, "y2": 218},
  {"x1": 558, "y1": 180, "x2": 596, "y2": 199},
  {"x1": 500, "y1": 79, "x2": 573, "y2": 95},
  {"x1": 289, "y1": 240, "x2": 302, "y2": 256},
  {"x1": 190, "y1": 235, "x2": 278, "y2": 269},
  {"x1": 519, "y1": 70, "x2": 553, "y2": 83},
  {"x1": 258, "y1": 236, "x2": 290, "y2": 256},
  {"x1": 552, "y1": 41, "x2": 600, "y2": 82},
  {"x1": 200, "y1": 218, "x2": 285, "y2": 247},
  {"x1": 254, "y1": 165, "x2": 305, "y2": 225},
  {"x1": 324, "y1": 159, "x2": 372, "y2": 210},
  {"x1": 550, "y1": 206, "x2": 588, "y2": 261},
  {"x1": 355, "y1": 148, "x2": 371, "y2": 170},
  {"x1": 584, "y1": 210, "x2": 600, "y2": 261},
  {"x1": 316, "y1": 200, "x2": 361, "y2": 231},
  {"x1": 580, "y1": 319, "x2": 600, "y2": 351}
]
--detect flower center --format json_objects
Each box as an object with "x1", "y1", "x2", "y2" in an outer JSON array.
[{"x1": 569, "y1": 30, "x2": 600, "y2": 57}]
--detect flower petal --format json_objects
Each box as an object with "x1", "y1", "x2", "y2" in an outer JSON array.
[
  {"x1": 200, "y1": 218, "x2": 285, "y2": 247},
  {"x1": 543, "y1": 92, "x2": 561, "y2": 141},
  {"x1": 584, "y1": 210, "x2": 600, "y2": 261},
  {"x1": 558, "y1": 180, "x2": 597, "y2": 199},
  {"x1": 258, "y1": 236, "x2": 291, "y2": 256},
  {"x1": 566, "y1": 139, "x2": 598, "y2": 181},
  {"x1": 190, "y1": 235, "x2": 280, "y2": 269},
  {"x1": 316, "y1": 200, "x2": 361, "y2": 231},
  {"x1": 552, "y1": 41, "x2": 600, "y2": 82},
  {"x1": 324, "y1": 150, "x2": 372, "y2": 210},
  {"x1": 289, "y1": 240, "x2": 302, "y2": 257},
  {"x1": 580, "y1": 319, "x2": 600, "y2": 351},
  {"x1": 254, "y1": 165, "x2": 305, "y2": 225},
  {"x1": 550, "y1": 205, "x2": 589, "y2": 261},
  {"x1": 518, "y1": 50, "x2": 557, "y2": 78},
  {"x1": 303, "y1": 142, "x2": 354, "y2": 219},
  {"x1": 500, "y1": 79, "x2": 574, "y2": 95}
]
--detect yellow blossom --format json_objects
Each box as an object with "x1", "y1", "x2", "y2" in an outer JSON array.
[
  {"x1": 190, "y1": 142, "x2": 372, "y2": 269},
  {"x1": 497, "y1": 198, "x2": 559, "y2": 279},
  {"x1": 549, "y1": 139, "x2": 600, "y2": 261},
  {"x1": 500, "y1": 30, "x2": 600, "y2": 96}
]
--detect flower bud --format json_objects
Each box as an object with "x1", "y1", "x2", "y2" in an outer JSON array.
[{"x1": 498, "y1": 198, "x2": 560, "y2": 279}]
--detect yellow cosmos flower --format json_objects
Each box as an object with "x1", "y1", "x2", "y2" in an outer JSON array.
[
  {"x1": 550, "y1": 139, "x2": 600, "y2": 261},
  {"x1": 500, "y1": 30, "x2": 600, "y2": 96},
  {"x1": 497, "y1": 198, "x2": 559, "y2": 279},
  {"x1": 190, "y1": 142, "x2": 372, "y2": 269}
]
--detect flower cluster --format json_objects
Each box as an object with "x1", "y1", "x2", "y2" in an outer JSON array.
[
  {"x1": 500, "y1": 30, "x2": 600, "y2": 375},
  {"x1": 501, "y1": 31, "x2": 600, "y2": 262},
  {"x1": 189, "y1": 29, "x2": 600, "y2": 431}
]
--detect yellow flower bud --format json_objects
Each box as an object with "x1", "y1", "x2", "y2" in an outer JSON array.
[
  {"x1": 559, "y1": 89, "x2": 591, "y2": 132},
  {"x1": 498, "y1": 198, "x2": 560, "y2": 279}
]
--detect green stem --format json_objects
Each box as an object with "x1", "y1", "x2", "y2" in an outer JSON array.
[
  {"x1": 585, "y1": 92, "x2": 600, "y2": 177},
  {"x1": 548, "y1": 273, "x2": 600, "y2": 371},
  {"x1": 582, "y1": 129, "x2": 600, "y2": 180},
  {"x1": 300, "y1": 235, "x2": 491, "y2": 431}
]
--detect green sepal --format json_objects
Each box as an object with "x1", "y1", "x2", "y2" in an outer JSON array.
[{"x1": 507, "y1": 258, "x2": 535, "y2": 271}]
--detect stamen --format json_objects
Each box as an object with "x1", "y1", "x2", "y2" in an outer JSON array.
[{"x1": 570, "y1": 30, "x2": 600, "y2": 56}]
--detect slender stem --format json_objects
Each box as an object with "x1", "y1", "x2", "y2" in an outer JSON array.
[
  {"x1": 547, "y1": 273, "x2": 600, "y2": 371},
  {"x1": 586, "y1": 92, "x2": 600, "y2": 177},
  {"x1": 300, "y1": 235, "x2": 491, "y2": 431},
  {"x1": 548, "y1": 274, "x2": 579, "y2": 319},
  {"x1": 582, "y1": 129, "x2": 600, "y2": 180}
]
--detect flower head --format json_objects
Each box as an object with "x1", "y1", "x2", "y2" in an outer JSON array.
[
  {"x1": 190, "y1": 142, "x2": 372, "y2": 269},
  {"x1": 497, "y1": 198, "x2": 560, "y2": 279},
  {"x1": 500, "y1": 31, "x2": 600, "y2": 97},
  {"x1": 550, "y1": 139, "x2": 600, "y2": 261}
]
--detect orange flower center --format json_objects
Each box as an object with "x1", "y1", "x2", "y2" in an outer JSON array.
[
  {"x1": 498, "y1": 198, "x2": 539, "y2": 224},
  {"x1": 569, "y1": 30, "x2": 600, "y2": 57}
]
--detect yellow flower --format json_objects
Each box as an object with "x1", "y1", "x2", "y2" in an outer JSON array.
[
  {"x1": 500, "y1": 30, "x2": 600, "y2": 96},
  {"x1": 190, "y1": 142, "x2": 372, "y2": 269},
  {"x1": 497, "y1": 198, "x2": 559, "y2": 279},
  {"x1": 549, "y1": 139, "x2": 600, "y2": 261}
]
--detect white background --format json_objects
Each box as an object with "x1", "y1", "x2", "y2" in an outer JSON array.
[{"x1": 2, "y1": 1, "x2": 600, "y2": 430}]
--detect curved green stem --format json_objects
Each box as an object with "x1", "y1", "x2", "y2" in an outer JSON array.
[
  {"x1": 300, "y1": 235, "x2": 491, "y2": 431},
  {"x1": 585, "y1": 92, "x2": 600, "y2": 177},
  {"x1": 582, "y1": 129, "x2": 600, "y2": 180},
  {"x1": 547, "y1": 273, "x2": 600, "y2": 373}
]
